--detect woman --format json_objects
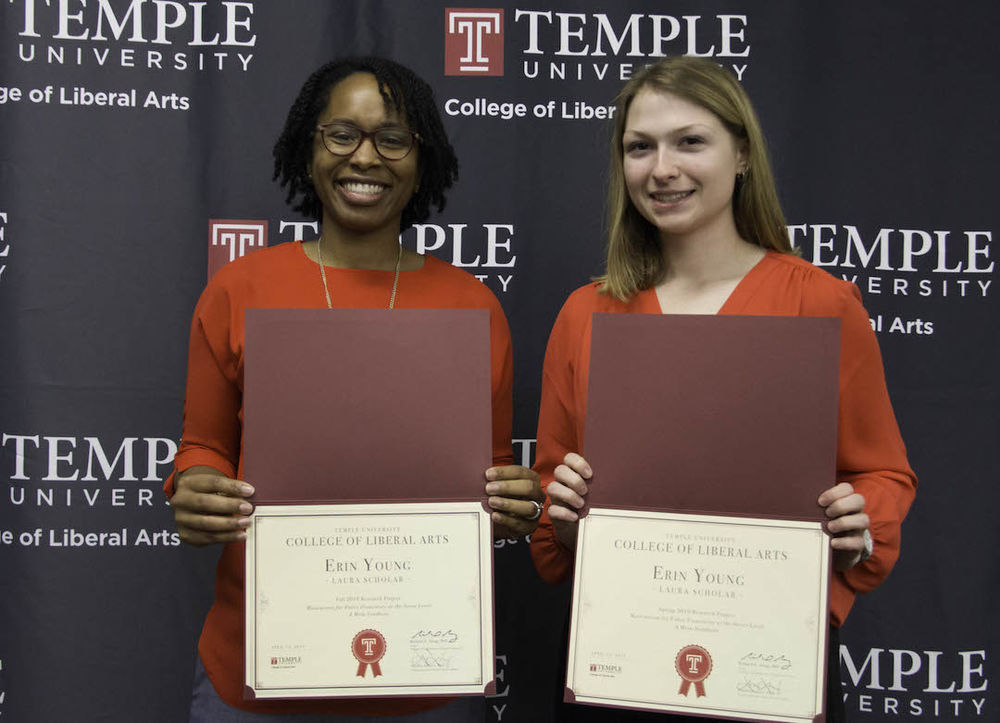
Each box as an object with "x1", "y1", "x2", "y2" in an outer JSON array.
[
  {"x1": 166, "y1": 57, "x2": 542, "y2": 720},
  {"x1": 530, "y1": 57, "x2": 916, "y2": 722}
]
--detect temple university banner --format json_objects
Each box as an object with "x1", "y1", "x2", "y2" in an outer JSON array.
[{"x1": 0, "y1": 2, "x2": 996, "y2": 720}]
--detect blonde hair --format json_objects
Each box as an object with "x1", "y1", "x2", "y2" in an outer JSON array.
[{"x1": 598, "y1": 57, "x2": 792, "y2": 301}]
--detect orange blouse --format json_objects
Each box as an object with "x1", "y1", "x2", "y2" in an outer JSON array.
[
  {"x1": 529, "y1": 251, "x2": 916, "y2": 626},
  {"x1": 166, "y1": 241, "x2": 513, "y2": 715}
]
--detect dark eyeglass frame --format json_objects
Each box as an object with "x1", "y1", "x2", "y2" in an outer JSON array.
[{"x1": 315, "y1": 121, "x2": 421, "y2": 161}]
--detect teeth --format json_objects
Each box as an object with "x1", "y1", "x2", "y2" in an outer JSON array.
[
  {"x1": 342, "y1": 182, "x2": 385, "y2": 195},
  {"x1": 652, "y1": 191, "x2": 691, "y2": 202}
]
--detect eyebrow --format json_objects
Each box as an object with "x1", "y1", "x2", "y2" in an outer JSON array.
[
  {"x1": 319, "y1": 119, "x2": 410, "y2": 130},
  {"x1": 624, "y1": 123, "x2": 715, "y2": 137}
]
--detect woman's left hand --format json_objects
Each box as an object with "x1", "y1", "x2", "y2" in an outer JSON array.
[
  {"x1": 818, "y1": 482, "x2": 870, "y2": 571},
  {"x1": 485, "y1": 465, "x2": 544, "y2": 539}
]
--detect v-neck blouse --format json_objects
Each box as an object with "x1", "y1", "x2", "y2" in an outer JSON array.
[{"x1": 529, "y1": 251, "x2": 916, "y2": 626}]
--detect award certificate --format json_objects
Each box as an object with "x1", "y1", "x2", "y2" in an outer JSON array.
[
  {"x1": 567, "y1": 508, "x2": 829, "y2": 722},
  {"x1": 245, "y1": 502, "x2": 494, "y2": 699}
]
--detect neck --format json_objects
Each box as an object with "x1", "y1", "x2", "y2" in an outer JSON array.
[
  {"x1": 317, "y1": 221, "x2": 402, "y2": 270},
  {"x1": 659, "y1": 218, "x2": 759, "y2": 284}
]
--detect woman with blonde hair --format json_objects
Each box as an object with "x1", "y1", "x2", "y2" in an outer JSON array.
[{"x1": 530, "y1": 56, "x2": 915, "y2": 722}]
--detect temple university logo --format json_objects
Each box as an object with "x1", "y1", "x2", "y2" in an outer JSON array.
[
  {"x1": 445, "y1": 9, "x2": 504, "y2": 76},
  {"x1": 207, "y1": 219, "x2": 268, "y2": 280}
]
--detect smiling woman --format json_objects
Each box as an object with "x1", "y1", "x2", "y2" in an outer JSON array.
[
  {"x1": 165, "y1": 56, "x2": 543, "y2": 721},
  {"x1": 530, "y1": 56, "x2": 916, "y2": 723}
]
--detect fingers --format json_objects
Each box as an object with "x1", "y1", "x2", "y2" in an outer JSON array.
[
  {"x1": 817, "y1": 482, "x2": 857, "y2": 508},
  {"x1": 491, "y1": 511, "x2": 539, "y2": 538},
  {"x1": 553, "y1": 460, "x2": 591, "y2": 499},
  {"x1": 546, "y1": 480, "x2": 585, "y2": 516},
  {"x1": 562, "y1": 453, "x2": 592, "y2": 479},
  {"x1": 171, "y1": 467, "x2": 256, "y2": 547},
  {"x1": 177, "y1": 469, "x2": 254, "y2": 498},
  {"x1": 485, "y1": 465, "x2": 543, "y2": 501},
  {"x1": 172, "y1": 511, "x2": 252, "y2": 546},
  {"x1": 820, "y1": 482, "x2": 869, "y2": 571},
  {"x1": 830, "y1": 533, "x2": 865, "y2": 572},
  {"x1": 487, "y1": 494, "x2": 541, "y2": 521},
  {"x1": 827, "y1": 511, "x2": 870, "y2": 536}
]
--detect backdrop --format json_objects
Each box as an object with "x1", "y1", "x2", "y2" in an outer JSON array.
[{"x1": 1, "y1": 2, "x2": 996, "y2": 721}]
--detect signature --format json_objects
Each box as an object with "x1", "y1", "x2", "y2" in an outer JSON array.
[
  {"x1": 410, "y1": 629, "x2": 459, "y2": 643},
  {"x1": 410, "y1": 648, "x2": 455, "y2": 669},
  {"x1": 737, "y1": 677, "x2": 782, "y2": 696},
  {"x1": 739, "y1": 652, "x2": 792, "y2": 670}
]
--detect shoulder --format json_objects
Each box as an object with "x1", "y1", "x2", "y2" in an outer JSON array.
[
  {"x1": 417, "y1": 255, "x2": 505, "y2": 311},
  {"x1": 561, "y1": 281, "x2": 637, "y2": 317},
  {"x1": 195, "y1": 242, "x2": 305, "y2": 321},
  {"x1": 547, "y1": 282, "x2": 639, "y2": 342},
  {"x1": 206, "y1": 242, "x2": 303, "y2": 296},
  {"x1": 761, "y1": 252, "x2": 864, "y2": 315}
]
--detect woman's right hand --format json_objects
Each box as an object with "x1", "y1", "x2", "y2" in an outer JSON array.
[
  {"x1": 169, "y1": 465, "x2": 255, "y2": 546},
  {"x1": 546, "y1": 453, "x2": 593, "y2": 550}
]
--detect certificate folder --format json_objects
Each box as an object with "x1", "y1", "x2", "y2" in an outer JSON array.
[
  {"x1": 584, "y1": 314, "x2": 841, "y2": 520},
  {"x1": 566, "y1": 314, "x2": 840, "y2": 722},
  {"x1": 242, "y1": 309, "x2": 496, "y2": 700},
  {"x1": 243, "y1": 308, "x2": 492, "y2": 504}
]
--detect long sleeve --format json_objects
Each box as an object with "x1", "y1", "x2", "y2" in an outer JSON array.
[
  {"x1": 489, "y1": 300, "x2": 515, "y2": 468},
  {"x1": 825, "y1": 285, "x2": 917, "y2": 621},
  {"x1": 162, "y1": 282, "x2": 242, "y2": 496},
  {"x1": 529, "y1": 289, "x2": 592, "y2": 584}
]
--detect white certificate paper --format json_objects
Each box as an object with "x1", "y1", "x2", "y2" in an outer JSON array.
[
  {"x1": 245, "y1": 502, "x2": 494, "y2": 699},
  {"x1": 567, "y1": 509, "x2": 829, "y2": 722}
]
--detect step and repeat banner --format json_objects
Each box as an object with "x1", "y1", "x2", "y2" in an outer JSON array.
[{"x1": 0, "y1": 2, "x2": 996, "y2": 721}]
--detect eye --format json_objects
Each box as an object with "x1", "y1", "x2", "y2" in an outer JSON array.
[
  {"x1": 325, "y1": 125, "x2": 360, "y2": 145},
  {"x1": 376, "y1": 131, "x2": 409, "y2": 148},
  {"x1": 679, "y1": 135, "x2": 705, "y2": 148},
  {"x1": 624, "y1": 139, "x2": 651, "y2": 154}
]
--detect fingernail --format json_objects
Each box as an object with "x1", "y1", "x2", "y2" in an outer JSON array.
[
  {"x1": 485, "y1": 468, "x2": 497, "y2": 481},
  {"x1": 240, "y1": 484, "x2": 255, "y2": 496},
  {"x1": 485, "y1": 483, "x2": 499, "y2": 494},
  {"x1": 238, "y1": 517, "x2": 252, "y2": 528},
  {"x1": 238, "y1": 502, "x2": 253, "y2": 515}
]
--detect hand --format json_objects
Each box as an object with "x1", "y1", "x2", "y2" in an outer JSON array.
[
  {"x1": 170, "y1": 465, "x2": 255, "y2": 546},
  {"x1": 818, "y1": 482, "x2": 869, "y2": 571},
  {"x1": 546, "y1": 453, "x2": 593, "y2": 550},
  {"x1": 485, "y1": 465, "x2": 543, "y2": 539}
]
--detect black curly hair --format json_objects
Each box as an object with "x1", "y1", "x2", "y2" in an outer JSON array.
[{"x1": 273, "y1": 57, "x2": 459, "y2": 231}]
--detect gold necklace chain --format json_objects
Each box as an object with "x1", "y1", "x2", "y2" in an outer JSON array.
[{"x1": 316, "y1": 239, "x2": 402, "y2": 309}]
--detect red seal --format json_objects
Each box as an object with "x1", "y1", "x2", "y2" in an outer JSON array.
[
  {"x1": 352, "y1": 629, "x2": 387, "y2": 678},
  {"x1": 675, "y1": 645, "x2": 712, "y2": 697}
]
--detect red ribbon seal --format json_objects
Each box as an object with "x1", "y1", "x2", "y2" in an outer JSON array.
[
  {"x1": 352, "y1": 629, "x2": 386, "y2": 678},
  {"x1": 675, "y1": 645, "x2": 712, "y2": 697}
]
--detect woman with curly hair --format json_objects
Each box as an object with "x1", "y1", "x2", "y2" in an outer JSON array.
[{"x1": 167, "y1": 56, "x2": 542, "y2": 721}]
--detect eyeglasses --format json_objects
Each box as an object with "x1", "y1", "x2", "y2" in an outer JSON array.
[{"x1": 315, "y1": 122, "x2": 420, "y2": 161}]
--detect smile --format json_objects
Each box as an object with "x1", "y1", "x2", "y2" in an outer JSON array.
[
  {"x1": 650, "y1": 190, "x2": 694, "y2": 202},
  {"x1": 339, "y1": 180, "x2": 387, "y2": 196}
]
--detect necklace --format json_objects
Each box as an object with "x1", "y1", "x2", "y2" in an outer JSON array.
[{"x1": 315, "y1": 239, "x2": 402, "y2": 309}]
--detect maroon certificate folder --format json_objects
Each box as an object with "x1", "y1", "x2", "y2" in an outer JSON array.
[
  {"x1": 584, "y1": 314, "x2": 841, "y2": 520},
  {"x1": 566, "y1": 314, "x2": 841, "y2": 721},
  {"x1": 242, "y1": 308, "x2": 492, "y2": 504}
]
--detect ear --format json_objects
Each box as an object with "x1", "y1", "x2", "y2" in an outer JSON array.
[{"x1": 736, "y1": 141, "x2": 749, "y2": 175}]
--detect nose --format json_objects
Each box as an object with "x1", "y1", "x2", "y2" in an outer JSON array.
[
  {"x1": 350, "y1": 135, "x2": 382, "y2": 167},
  {"x1": 651, "y1": 148, "x2": 679, "y2": 182}
]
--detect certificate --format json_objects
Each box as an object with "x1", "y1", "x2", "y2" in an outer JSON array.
[
  {"x1": 245, "y1": 502, "x2": 494, "y2": 699},
  {"x1": 566, "y1": 509, "x2": 829, "y2": 721},
  {"x1": 568, "y1": 315, "x2": 841, "y2": 720}
]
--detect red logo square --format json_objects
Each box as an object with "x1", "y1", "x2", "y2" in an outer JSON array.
[
  {"x1": 445, "y1": 9, "x2": 504, "y2": 76},
  {"x1": 207, "y1": 219, "x2": 268, "y2": 281}
]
